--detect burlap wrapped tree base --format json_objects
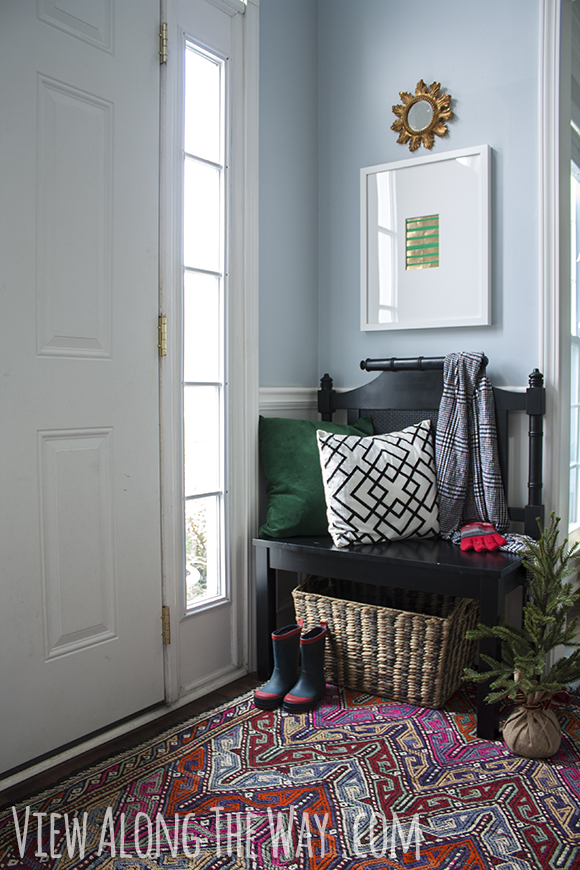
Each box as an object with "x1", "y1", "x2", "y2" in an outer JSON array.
[{"x1": 503, "y1": 705, "x2": 561, "y2": 758}]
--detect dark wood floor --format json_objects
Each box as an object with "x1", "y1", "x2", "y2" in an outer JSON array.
[{"x1": 1, "y1": 674, "x2": 260, "y2": 809}]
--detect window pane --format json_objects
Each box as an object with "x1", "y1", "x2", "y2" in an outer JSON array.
[
  {"x1": 572, "y1": 173, "x2": 580, "y2": 338},
  {"x1": 184, "y1": 271, "x2": 221, "y2": 383},
  {"x1": 185, "y1": 496, "x2": 221, "y2": 604},
  {"x1": 571, "y1": 406, "x2": 579, "y2": 465},
  {"x1": 182, "y1": 40, "x2": 226, "y2": 610},
  {"x1": 571, "y1": 344, "x2": 580, "y2": 523},
  {"x1": 183, "y1": 385, "x2": 221, "y2": 496},
  {"x1": 183, "y1": 158, "x2": 221, "y2": 272},
  {"x1": 572, "y1": 343, "x2": 580, "y2": 403},
  {"x1": 184, "y1": 48, "x2": 221, "y2": 164},
  {"x1": 571, "y1": 466, "x2": 579, "y2": 527}
]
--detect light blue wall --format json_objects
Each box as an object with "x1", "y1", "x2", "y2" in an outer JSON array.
[
  {"x1": 259, "y1": 0, "x2": 319, "y2": 386},
  {"x1": 259, "y1": 0, "x2": 540, "y2": 388}
]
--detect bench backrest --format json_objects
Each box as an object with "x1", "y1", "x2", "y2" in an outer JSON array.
[{"x1": 318, "y1": 356, "x2": 545, "y2": 539}]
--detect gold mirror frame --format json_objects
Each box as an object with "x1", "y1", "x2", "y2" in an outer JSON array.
[{"x1": 391, "y1": 80, "x2": 453, "y2": 152}]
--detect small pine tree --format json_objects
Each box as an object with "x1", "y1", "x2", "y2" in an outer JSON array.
[{"x1": 463, "y1": 513, "x2": 580, "y2": 705}]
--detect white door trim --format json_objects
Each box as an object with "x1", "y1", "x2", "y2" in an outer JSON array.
[
  {"x1": 206, "y1": 0, "x2": 247, "y2": 16},
  {"x1": 539, "y1": 0, "x2": 570, "y2": 523},
  {"x1": 158, "y1": 0, "x2": 182, "y2": 702},
  {"x1": 230, "y1": 0, "x2": 260, "y2": 676}
]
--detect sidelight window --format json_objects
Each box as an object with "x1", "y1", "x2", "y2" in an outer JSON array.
[{"x1": 182, "y1": 42, "x2": 227, "y2": 609}]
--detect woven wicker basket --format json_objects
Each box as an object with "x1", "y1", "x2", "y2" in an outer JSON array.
[{"x1": 292, "y1": 576, "x2": 479, "y2": 708}]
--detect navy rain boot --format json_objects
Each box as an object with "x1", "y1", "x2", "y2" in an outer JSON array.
[
  {"x1": 254, "y1": 622, "x2": 302, "y2": 709},
  {"x1": 283, "y1": 622, "x2": 328, "y2": 713}
]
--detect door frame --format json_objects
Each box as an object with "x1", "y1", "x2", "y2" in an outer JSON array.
[
  {"x1": 539, "y1": 0, "x2": 569, "y2": 527},
  {"x1": 158, "y1": 0, "x2": 260, "y2": 704}
]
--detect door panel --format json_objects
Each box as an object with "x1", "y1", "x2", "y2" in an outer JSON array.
[
  {"x1": 0, "y1": 0, "x2": 164, "y2": 773},
  {"x1": 36, "y1": 73, "x2": 113, "y2": 358}
]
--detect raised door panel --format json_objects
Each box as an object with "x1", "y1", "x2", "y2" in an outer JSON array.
[{"x1": 37, "y1": 76, "x2": 112, "y2": 358}]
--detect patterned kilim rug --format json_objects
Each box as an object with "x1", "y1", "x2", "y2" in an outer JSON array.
[{"x1": 1, "y1": 684, "x2": 580, "y2": 869}]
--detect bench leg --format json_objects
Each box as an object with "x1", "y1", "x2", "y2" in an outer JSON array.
[
  {"x1": 255, "y1": 546, "x2": 277, "y2": 680},
  {"x1": 476, "y1": 680, "x2": 499, "y2": 740}
]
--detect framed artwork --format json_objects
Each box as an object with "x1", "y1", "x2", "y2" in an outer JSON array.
[{"x1": 360, "y1": 144, "x2": 490, "y2": 331}]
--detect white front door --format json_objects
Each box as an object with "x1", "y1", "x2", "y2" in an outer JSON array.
[{"x1": 0, "y1": 0, "x2": 165, "y2": 773}]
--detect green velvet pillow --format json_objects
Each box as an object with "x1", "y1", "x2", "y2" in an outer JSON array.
[{"x1": 259, "y1": 415, "x2": 374, "y2": 538}]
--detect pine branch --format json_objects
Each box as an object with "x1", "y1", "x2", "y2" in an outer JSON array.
[{"x1": 463, "y1": 513, "x2": 580, "y2": 701}]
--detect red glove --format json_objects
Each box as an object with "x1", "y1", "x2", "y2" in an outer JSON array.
[{"x1": 460, "y1": 522, "x2": 506, "y2": 552}]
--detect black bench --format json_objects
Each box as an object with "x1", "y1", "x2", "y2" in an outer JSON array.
[{"x1": 254, "y1": 356, "x2": 546, "y2": 739}]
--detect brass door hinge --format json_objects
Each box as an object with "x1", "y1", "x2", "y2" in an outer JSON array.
[
  {"x1": 159, "y1": 22, "x2": 168, "y2": 64},
  {"x1": 158, "y1": 315, "x2": 167, "y2": 356},
  {"x1": 162, "y1": 605, "x2": 171, "y2": 645}
]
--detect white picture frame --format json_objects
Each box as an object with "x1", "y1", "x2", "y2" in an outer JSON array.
[{"x1": 361, "y1": 144, "x2": 491, "y2": 331}]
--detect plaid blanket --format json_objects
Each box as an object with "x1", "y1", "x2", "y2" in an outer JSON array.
[{"x1": 435, "y1": 352, "x2": 510, "y2": 540}]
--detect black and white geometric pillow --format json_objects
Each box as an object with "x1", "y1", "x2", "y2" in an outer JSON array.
[{"x1": 316, "y1": 420, "x2": 440, "y2": 548}]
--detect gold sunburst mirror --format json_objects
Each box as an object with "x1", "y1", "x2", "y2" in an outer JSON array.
[{"x1": 391, "y1": 80, "x2": 453, "y2": 152}]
